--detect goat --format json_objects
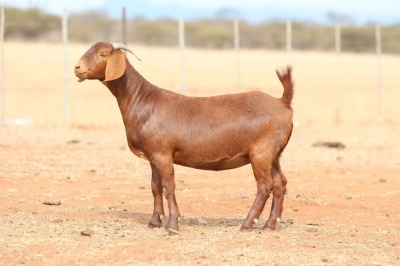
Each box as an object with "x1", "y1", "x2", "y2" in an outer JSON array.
[{"x1": 75, "y1": 42, "x2": 294, "y2": 231}]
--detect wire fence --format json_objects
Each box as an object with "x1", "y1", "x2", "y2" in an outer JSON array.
[
  {"x1": 0, "y1": 6, "x2": 4, "y2": 125},
  {"x1": 0, "y1": 6, "x2": 398, "y2": 127}
]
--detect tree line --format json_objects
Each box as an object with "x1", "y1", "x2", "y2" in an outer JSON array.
[{"x1": 3, "y1": 7, "x2": 400, "y2": 54}]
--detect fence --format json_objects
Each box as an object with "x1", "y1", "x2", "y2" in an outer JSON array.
[{"x1": 0, "y1": 6, "x2": 398, "y2": 126}]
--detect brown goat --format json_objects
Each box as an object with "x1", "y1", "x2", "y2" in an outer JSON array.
[{"x1": 75, "y1": 42, "x2": 294, "y2": 231}]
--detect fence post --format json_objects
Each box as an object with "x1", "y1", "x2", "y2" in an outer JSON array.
[
  {"x1": 234, "y1": 18, "x2": 241, "y2": 92},
  {"x1": 375, "y1": 24, "x2": 382, "y2": 118},
  {"x1": 62, "y1": 8, "x2": 70, "y2": 125},
  {"x1": 0, "y1": 5, "x2": 4, "y2": 125},
  {"x1": 335, "y1": 23, "x2": 341, "y2": 124},
  {"x1": 286, "y1": 20, "x2": 292, "y2": 61},
  {"x1": 122, "y1": 7, "x2": 127, "y2": 45},
  {"x1": 179, "y1": 18, "x2": 187, "y2": 93}
]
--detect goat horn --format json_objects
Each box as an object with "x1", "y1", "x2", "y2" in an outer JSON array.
[{"x1": 111, "y1": 43, "x2": 141, "y2": 61}]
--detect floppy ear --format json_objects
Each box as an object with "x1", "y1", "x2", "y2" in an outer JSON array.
[{"x1": 104, "y1": 50, "x2": 126, "y2": 82}]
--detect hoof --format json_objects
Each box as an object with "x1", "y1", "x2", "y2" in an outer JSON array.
[
  {"x1": 264, "y1": 220, "x2": 276, "y2": 230},
  {"x1": 264, "y1": 224, "x2": 275, "y2": 231},
  {"x1": 265, "y1": 218, "x2": 277, "y2": 230},
  {"x1": 240, "y1": 224, "x2": 253, "y2": 232},
  {"x1": 148, "y1": 219, "x2": 162, "y2": 229},
  {"x1": 165, "y1": 222, "x2": 179, "y2": 231},
  {"x1": 264, "y1": 222, "x2": 276, "y2": 231}
]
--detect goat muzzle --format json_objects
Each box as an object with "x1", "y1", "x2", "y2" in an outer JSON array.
[{"x1": 74, "y1": 61, "x2": 88, "y2": 82}]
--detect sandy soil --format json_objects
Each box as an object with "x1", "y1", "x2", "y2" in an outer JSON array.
[
  {"x1": 1, "y1": 123, "x2": 399, "y2": 265},
  {"x1": 0, "y1": 43, "x2": 399, "y2": 265}
]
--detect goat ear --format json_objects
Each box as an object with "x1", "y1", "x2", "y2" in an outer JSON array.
[{"x1": 104, "y1": 50, "x2": 126, "y2": 82}]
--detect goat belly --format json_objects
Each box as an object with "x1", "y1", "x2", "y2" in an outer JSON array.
[{"x1": 173, "y1": 152, "x2": 250, "y2": 171}]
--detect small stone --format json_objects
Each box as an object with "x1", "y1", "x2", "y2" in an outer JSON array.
[
  {"x1": 198, "y1": 217, "x2": 207, "y2": 225},
  {"x1": 121, "y1": 231, "x2": 130, "y2": 238},
  {"x1": 306, "y1": 227, "x2": 319, "y2": 233},
  {"x1": 312, "y1": 141, "x2": 345, "y2": 149},
  {"x1": 43, "y1": 200, "x2": 61, "y2": 206},
  {"x1": 81, "y1": 229, "x2": 94, "y2": 237},
  {"x1": 306, "y1": 223, "x2": 319, "y2": 226}
]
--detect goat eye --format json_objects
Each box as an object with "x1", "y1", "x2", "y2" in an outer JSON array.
[{"x1": 99, "y1": 54, "x2": 107, "y2": 58}]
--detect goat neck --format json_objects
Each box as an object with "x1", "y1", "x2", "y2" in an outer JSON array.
[
  {"x1": 102, "y1": 59, "x2": 159, "y2": 128},
  {"x1": 105, "y1": 59, "x2": 158, "y2": 103},
  {"x1": 104, "y1": 60, "x2": 146, "y2": 96}
]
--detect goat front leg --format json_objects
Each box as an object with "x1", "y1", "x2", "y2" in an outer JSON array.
[
  {"x1": 151, "y1": 155, "x2": 181, "y2": 231},
  {"x1": 148, "y1": 164, "x2": 165, "y2": 228}
]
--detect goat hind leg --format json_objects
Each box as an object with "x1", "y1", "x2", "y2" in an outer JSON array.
[
  {"x1": 241, "y1": 157, "x2": 274, "y2": 231},
  {"x1": 265, "y1": 159, "x2": 287, "y2": 230}
]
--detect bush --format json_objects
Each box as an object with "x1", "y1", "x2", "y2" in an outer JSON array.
[{"x1": 3, "y1": 6, "x2": 400, "y2": 54}]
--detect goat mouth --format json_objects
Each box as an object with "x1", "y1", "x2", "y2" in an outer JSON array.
[{"x1": 75, "y1": 71, "x2": 87, "y2": 82}]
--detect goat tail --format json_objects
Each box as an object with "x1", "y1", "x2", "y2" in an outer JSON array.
[{"x1": 276, "y1": 66, "x2": 294, "y2": 109}]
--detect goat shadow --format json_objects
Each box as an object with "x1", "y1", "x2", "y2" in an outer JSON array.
[{"x1": 108, "y1": 210, "x2": 244, "y2": 228}]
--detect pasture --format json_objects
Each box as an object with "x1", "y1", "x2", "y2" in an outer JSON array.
[{"x1": 0, "y1": 42, "x2": 399, "y2": 265}]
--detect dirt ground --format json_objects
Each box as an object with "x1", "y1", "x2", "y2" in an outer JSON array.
[
  {"x1": 1, "y1": 43, "x2": 399, "y2": 265},
  {"x1": 1, "y1": 122, "x2": 399, "y2": 265}
]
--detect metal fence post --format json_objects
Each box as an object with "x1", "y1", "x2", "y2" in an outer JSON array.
[
  {"x1": 286, "y1": 20, "x2": 292, "y2": 62},
  {"x1": 122, "y1": 7, "x2": 127, "y2": 44},
  {"x1": 375, "y1": 24, "x2": 382, "y2": 117},
  {"x1": 335, "y1": 23, "x2": 341, "y2": 124},
  {"x1": 179, "y1": 18, "x2": 187, "y2": 93},
  {"x1": 0, "y1": 5, "x2": 5, "y2": 125},
  {"x1": 234, "y1": 18, "x2": 241, "y2": 92},
  {"x1": 62, "y1": 8, "x2": 70, "y2": 125}
]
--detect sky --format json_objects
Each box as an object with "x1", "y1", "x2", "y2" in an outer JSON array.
[{"x1": 1, "y1": 0, "x2": 400, "y2": 25}]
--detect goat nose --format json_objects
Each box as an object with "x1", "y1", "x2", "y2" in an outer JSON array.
[{"x1": 75, "y1": 64, "x2": 80, "y2": 70}]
